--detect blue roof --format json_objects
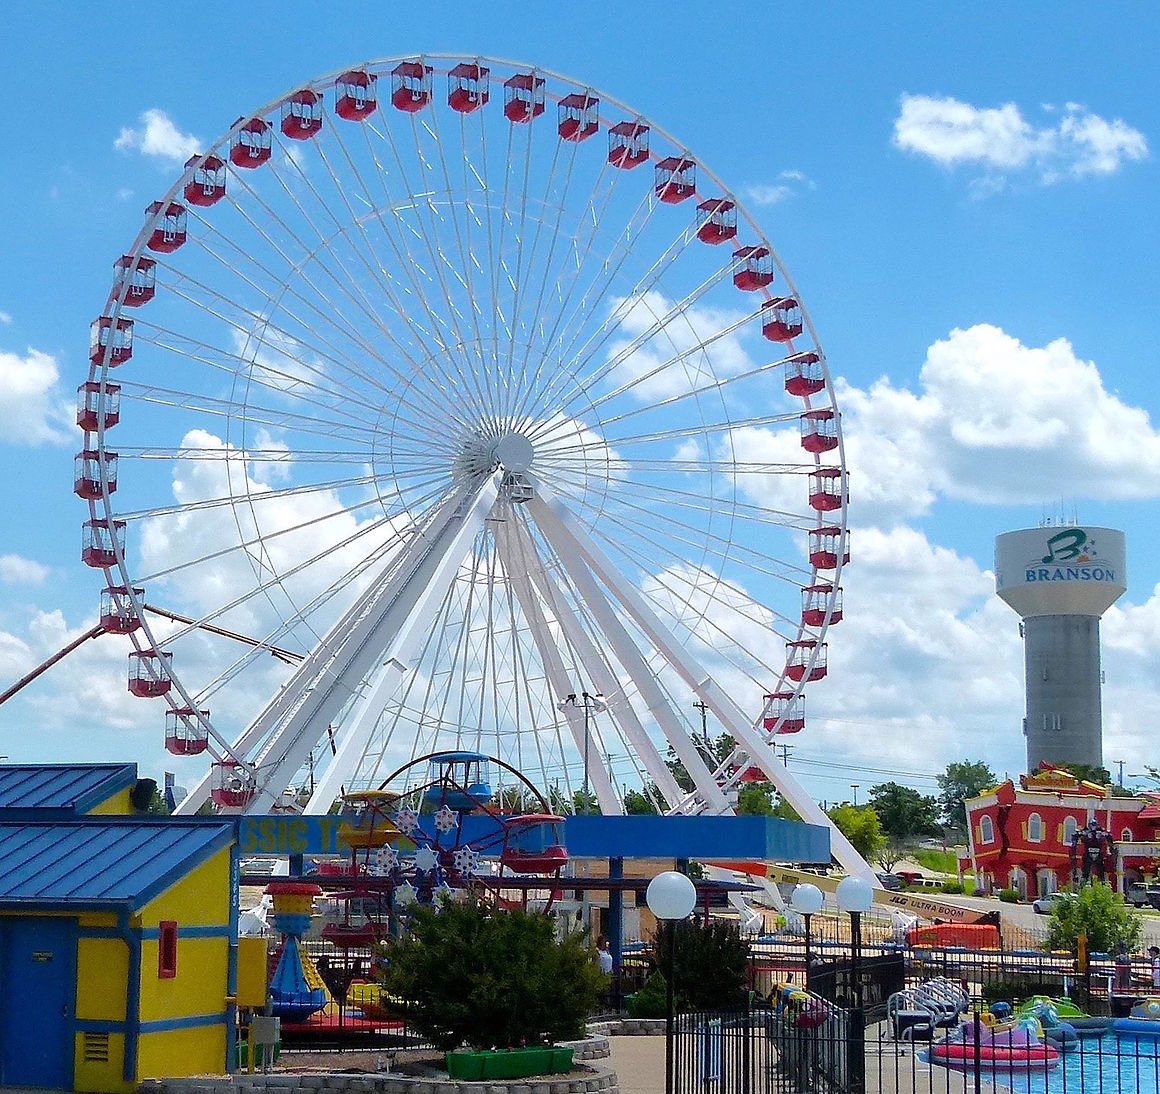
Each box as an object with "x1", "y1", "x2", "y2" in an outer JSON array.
[
  {"x1": 0, "y1": 819, "x2": 235, "y2": 910},
  {"x1": 0, "y1": 763, "x2": 138, "y2": 815}
]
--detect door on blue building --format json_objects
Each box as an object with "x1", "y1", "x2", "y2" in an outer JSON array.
[{"x1": 0, "y1": 917, "x2": 78, "y2": 1089}]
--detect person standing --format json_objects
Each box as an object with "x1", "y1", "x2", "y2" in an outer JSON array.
[
  {"x1": 596, "y1": 934, "x2": 614, "y2": 975},
  {"x1": 1149, "y1": 945, "x2": 1160, "y2": 989}
]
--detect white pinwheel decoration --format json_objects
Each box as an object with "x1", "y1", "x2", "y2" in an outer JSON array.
[
  {"x1": 394, "y1": 806, "x2": 420, "y2": 836},
  {"x1": 413, "y1": 845, "x2": 440, "y2": 873},
  {"x1": 395, "y1": 882, "x2": 418, "y2": 907},
  {"x1": 452, "y1": 846, "x2": 479, "y2": 877},
  {"x1": 434, "y1": 805, "x2": 458, "y2": 833}
]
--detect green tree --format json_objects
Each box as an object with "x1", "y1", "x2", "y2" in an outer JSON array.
[
  {"x1": 937, "y1": 760, "x2": 997, "y2": 830},
  {"x1": 666, "y1": 732, "x2": 736, "y2": 792},
  {"x1": 737, "y1": 781, "x2": 776, "y2": 816},
  {"x1": 826, "y1": 803, "x2": 884, "y2": 861},
  {"x1": 1055, "y1": 762, "x2": 1112, "y2": 787},
  {"x1": 623, "y1": 785, "x2": 662, "y2": 814},
  {"x1": 1045, "y1": 883, "x2": 1142, "y2": 955},
  {"x1": 379, "y1": 900, "x2": 604, "y2": 1050},
  {"x1": 869, "y1": 782, "x2": 941, "y2": 841}
]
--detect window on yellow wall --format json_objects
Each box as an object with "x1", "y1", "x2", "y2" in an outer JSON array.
[
  {"x1": 1028, "y1": 813, "x2": 1043, "y2": 842},
  {"x1": 159, "y1": 920, "x2": 178, "y2": 979}
]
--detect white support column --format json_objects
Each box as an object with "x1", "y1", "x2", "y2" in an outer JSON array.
[
  {"x1": 505, "y1": 512, "x2": 685, "y2": 809},
  {"x1": 176, "y1": 478, "x2": 498, "y2": 815},
  {"x1": 531, "y1": 485, "x2": 878, "y2": 887},
  {"x1": 526, "y1": 494, "x2": 732, "y2": 815},
  {"x1": 492, "y1": 513, "x2": 623, "y2": 815}
]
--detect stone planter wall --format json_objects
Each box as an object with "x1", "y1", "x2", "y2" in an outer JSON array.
[
  {"x1": 586, "y1": 1019, "x2": 665, "y2": 1037},
  {"x1": 141, "y1": 1060, "x2": 618, "y2": 1094}
]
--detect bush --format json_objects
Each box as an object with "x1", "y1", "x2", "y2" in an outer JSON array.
[
  {"x1": 998, "y1": 888, "x2": 1021, "y2": 903},
  {"x1": 378, "y1": 899, "x2": 605, "y2": 1050},
  {"x1": 939, "y1": 880, "x2": 965, "y2": 894},
  {"x1": 626, "y1": 972, "x2": 668, "y2": 1018},
  {"x1": 1046, "y1": 883, "x2": 1142, "y2": 955},
  {"x1": 668, "y1": 918, "x2": 751, "y2": 1012}
]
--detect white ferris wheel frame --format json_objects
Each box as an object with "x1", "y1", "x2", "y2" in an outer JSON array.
[{"x1": 80, "y1": 53, "x2": 864, "y2": 883}]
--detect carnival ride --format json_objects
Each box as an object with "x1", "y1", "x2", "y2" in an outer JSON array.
[
  {"x1": 315, "y1": 751, "x2": 569, "y2": 950},
  {"x1": 67, "y1": 54, "x2": 869, "y2": 882}
]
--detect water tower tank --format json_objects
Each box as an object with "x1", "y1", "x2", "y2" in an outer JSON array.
[{"x1": 995, "y1": 526, "x2": 1126, "y2": 772}]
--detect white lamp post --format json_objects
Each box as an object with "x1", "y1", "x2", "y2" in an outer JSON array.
[
  {"x1": 790, "y1": 882, "x2": 824, "y2": 991},
  {"x1": 836, "y1": 876, "x2": 872, "y2": 1094},
  {"x1": 557, "y1": 691, "x2": 607, "y2": 814},
  {"x1": 646, "y1": 871, "x2": 697, "y2": 1094}
]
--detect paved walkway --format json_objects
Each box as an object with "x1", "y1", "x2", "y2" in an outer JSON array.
[{"x1": 606, "y1": 1034, "x2": 1004, "y2": 1094}]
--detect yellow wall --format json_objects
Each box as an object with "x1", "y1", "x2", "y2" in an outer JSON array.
[
  {"x1": 73, "y1": 844, "x2": 235, "y2": 1089},
  {"x1": 86, "y1": 787, "x2": 134, "y2": 816},
  {"x1": 137, "y1": 1025, "x2": 227, "y2": 1081}
]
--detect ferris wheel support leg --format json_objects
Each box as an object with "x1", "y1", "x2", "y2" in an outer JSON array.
[
  {"x1": 257, "y1": 478, "x2": 501, "y2": 814},
  {"x1": 174, "y1": 536, "x2": 430, "y2": 815},
  {"x1": 526, "y1": 495, "x2": 732, "y2": 816},
  {"x1": 531, "y1": 486, "x2": 879, "y2": 888},
  {"x1": 492, "y1": 516, "x2": 623, "y2": 815},
  {"x1": 503, "y1": 513, "x2": 686, "y2": 809}
]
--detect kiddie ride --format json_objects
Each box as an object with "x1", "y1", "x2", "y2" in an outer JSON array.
[{"x1": 262, "y1": 752, "x2": 569, "y2": 1022}]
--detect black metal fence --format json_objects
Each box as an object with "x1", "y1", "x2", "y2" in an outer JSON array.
[{"x1": 675, "y1": 998, "x2": 1160, "y2": 1094}]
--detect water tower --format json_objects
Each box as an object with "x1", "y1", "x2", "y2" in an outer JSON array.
[{"x1": 995, "y1": 525, "x2": 1126, "y2": 772}]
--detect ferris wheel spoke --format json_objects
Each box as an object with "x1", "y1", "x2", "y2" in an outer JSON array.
[
  {"x1": 145, "y1": 275, "x2": 406, "y2": 417},
  {"x1": 195, "y1": 187, "x2": 454, "y2": 403},
  {"x1": 520, "y1": 199, "x2": 676, "y2": 426},
  {"x1": 507, "y1": 147, "x2": 641, "y2": 427},
  {"x1": 579, "y1": 311, "x2": 786, "y2": 425},
  {"x1": 592, "y1": 508, "x2": 801, "y2": 647},
  {"x1": 180, "y1": 220, "x2": 460, "y2": 430},
  {"x1": 345, "y1": 118, "x2": 501, "y2": 418},
  {"x1": 544, "y1": 413, "x2": 813, "y2": 452},
  {"x1": 363, "y1": 115, "x2": 493, "y2": 418},
  {"x1": 219, "y1": 166, "x2": 450, "y2": 377},
  {"x1": 308, "y1": 126, "x2": 494, "y2": 419},
  {"x1": 418, "y1": 103, "x2": 501, "y2": 417},
  {"x1": 536, "y1": 251, "x2": 737, "y2": 425}
]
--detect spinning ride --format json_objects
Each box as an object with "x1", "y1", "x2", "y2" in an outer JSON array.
[{"x1": 79, "y1": 56, "x2": 865, "y2": 879}]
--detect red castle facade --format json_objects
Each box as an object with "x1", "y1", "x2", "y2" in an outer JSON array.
[{"x1": 964, "y1": 764, "x2": 1160, "y2": 899}]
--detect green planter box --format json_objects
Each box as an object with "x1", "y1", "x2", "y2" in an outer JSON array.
[{"x1": 446, "y1": 1046, "x2": 575, "y2": 1080}]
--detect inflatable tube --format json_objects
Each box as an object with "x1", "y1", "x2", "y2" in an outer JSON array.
[
  {"x1": 929, "y1": 1044, "x2": 1059, "y2": 1071},
  {"x1": 1112, "y1": 1017, "x2": 1160, "y2": 1038}
]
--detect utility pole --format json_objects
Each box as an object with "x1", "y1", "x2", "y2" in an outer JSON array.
[
  {"x1": 692, "y1": 700, "x2": 709, "y2": 746},
  {"x1": 851, "y1": 783, "x2": 860, "y2": 807},
  {"x1": 1117, "y1": 759, "x2": 1125, "y2": 787},
  {"x1": 780, "y1": 743, "x2": 791, "y2": 767}
]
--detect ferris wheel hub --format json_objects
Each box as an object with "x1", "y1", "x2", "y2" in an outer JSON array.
[{"x1": 493, "y1": 433, "x2": 535, "y2": 474}]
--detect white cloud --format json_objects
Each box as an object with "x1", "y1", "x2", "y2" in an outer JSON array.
[
  {"x1": 115, "y1": 109, "x2": 201, "y2": 164},
  {"x1": 743, "y1": 170, "x2": 815, "y2": 207},
  {"x1": 0, "y1": 311, "x2": 11, "y2": 326},
  {"x1": 893, "y1": 94, "x2": 1147, "y2": 184},
  {"x1": 726, "y1": 324, "x2": 1160, "y2": 528},
  {"x1": 0, "y1": 347, "x2": 73, "y2": 445},
  {"x1": 0, "y1": 555, "x2": 50, "y2": 585}
]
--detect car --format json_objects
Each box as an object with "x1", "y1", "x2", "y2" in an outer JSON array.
[
  {"x1": 1127, "y1": 883, "x2": 1160, "y2": 908},
  {"x1": 1032, "y1": 891, "x2": 1068, "y2": 914},
  {"x1": 876, "y1": 872, "x2": 904, "y2": 891}
]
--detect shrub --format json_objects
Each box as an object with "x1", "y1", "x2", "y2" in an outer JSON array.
[
  {"x1": 626, "y1": 972, "x2": 668, "y2": 1018},
  {"x1": 668, "y1": 918, "x2": 751, "y2": 1012},
  {"x1": 378, "y1": 899, "x2": 605, "y2": 1050},
  {"x1": 939, "y1": 880, "x2": 965, "y2": 894},
  {"x1": 998, "y1": 888, "x2": 1021, "y2": 903},
  {"x1": 1046, "y1": 883, "x2": 1142, "y2": 955}
]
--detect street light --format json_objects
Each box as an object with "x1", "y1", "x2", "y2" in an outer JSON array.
[
  {"x1": 557, "y1": 691, "x2": 607, "y2": 814},
  {"x1": 836, "y1": 876, "x2": 872, "y2": 1094},
  {"x1": 850, "y1": 783, "x2": 860, "y2": 806},
  {"x1": 790, "y1": 883, "x2": 824, "y2": 992},
  {"x1": 647, "y1": 871, "x2": 697, "y2": 1094}
]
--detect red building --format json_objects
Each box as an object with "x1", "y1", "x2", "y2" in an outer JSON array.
[{"x1": 964, "y1": 764, "x2": 1160, "y2": 899}]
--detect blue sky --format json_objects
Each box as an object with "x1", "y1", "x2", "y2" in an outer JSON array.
[{"x1": 1, "y1": 3, "x2": 1158, "y2": 807}]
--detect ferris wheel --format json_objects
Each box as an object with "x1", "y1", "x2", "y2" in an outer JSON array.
[{"x1": 78, "y1": 55, "x2": 863, "y2": 877}]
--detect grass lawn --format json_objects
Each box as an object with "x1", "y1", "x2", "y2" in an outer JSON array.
[{"x1": 913, "y1": 847, "x2": 960, "y2": 874}]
